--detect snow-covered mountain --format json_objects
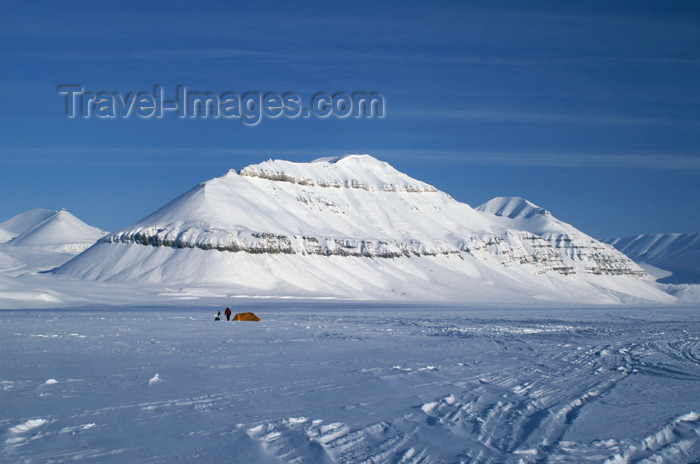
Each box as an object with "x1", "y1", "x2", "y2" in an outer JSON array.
[
  {"x1": 0, "y1": 208, "x2": 58, "y2": 241},
  {"x1": 55, "y1": 155, "x2": 670, "y2": 304},
  {"x1": 0, "y1": 208, "x2": 108, "y2": 276},
  {"x1": 1, "y1": 208, "x2": 107, "y2": 251},
  {"x1": 604, "y1": 233, "x2": 700, "y2": 284},
  {"x1": 476, "y1": 197, "x2": 643, "y2": 277}
]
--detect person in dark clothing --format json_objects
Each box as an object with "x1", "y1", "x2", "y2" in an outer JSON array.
[
  {"x1": 215, "y1": 310, "x2": 221, "y2": 321},
  {"x1": 225, "y1": 307, "x2": 232, "y2": 321}
]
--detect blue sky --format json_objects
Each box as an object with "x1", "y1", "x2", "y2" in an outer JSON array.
[{"x1": 1, "y1": 1, "x2": 699, "y2": 238}]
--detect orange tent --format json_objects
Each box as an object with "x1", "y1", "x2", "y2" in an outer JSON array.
[{"x1": 232, "y1": 312, "x2": 261, "y2": 321}]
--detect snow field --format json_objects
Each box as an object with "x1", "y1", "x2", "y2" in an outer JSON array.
[{"x1": 1, "y1": 304, "x2": 699, "y2": 463}]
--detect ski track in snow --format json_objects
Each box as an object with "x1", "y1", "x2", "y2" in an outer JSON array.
[{"x1": 1, "y1": 305, "x2": 699, "y2": 463}]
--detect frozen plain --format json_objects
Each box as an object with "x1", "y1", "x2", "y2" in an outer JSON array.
[{"x1": 1, "y1": 303, "x2": 700, "y2": 464}]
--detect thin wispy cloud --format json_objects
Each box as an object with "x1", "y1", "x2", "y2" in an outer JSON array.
[
  {"x1": 1, "y1": 147, "x2": 698, "y2": 171},
  {"x1": 393, "y1": 109, "x2": 700, "y2": 128},
  {"x1": 0, "y1": 147, "x2": 346, "y2": 167},
  {"x1": 16, "y1": 49, "x2": 267, "y2": 62},
  {"x1": 375, "y1": 149, "x2": 700, "y2": 170},
  {"x1": 13, "y1": 47, "x2": 700, "y2": 70}
]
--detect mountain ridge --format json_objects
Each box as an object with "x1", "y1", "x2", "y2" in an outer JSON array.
[
  {"x1": 53, "y1": 155, "x2": 669, "y2": 304},
  {"x1": 605, "y1": 232, "x2": 700, "y2": 284},
  {"x1": 239, "y1": 154, "x2": 439, "y2": 193}
]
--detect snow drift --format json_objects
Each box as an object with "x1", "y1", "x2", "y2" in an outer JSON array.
[{"x1": 55, "y1": 155, "x2": 672, "y2": 304}]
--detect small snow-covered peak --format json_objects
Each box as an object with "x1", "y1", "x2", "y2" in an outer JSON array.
[
  {"x1": 0, "y1": 208, "x2": 57, "y2": 237},
  {"x1": 476, "y1": 197, "x2": 550, "y2": 219},
  {"x1": 239, "y1": 155, "x2": 437, "y2": 192},
  {"x1": 8, "y1": 209, "x2": 107, "y2": 248},
  {"x1": 475, "y1": 196, "x2": 595, "y2": 241}
]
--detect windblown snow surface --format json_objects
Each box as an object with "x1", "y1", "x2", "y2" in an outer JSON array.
[{"x1": 2, "y1": 304, "x2": 699, "y2": 463}]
